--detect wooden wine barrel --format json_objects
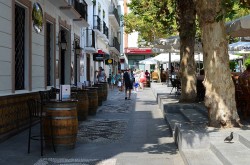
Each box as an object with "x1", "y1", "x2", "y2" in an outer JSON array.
[
  {"x1": 91, "y1": 85, "x2": 103, "y2": 106},
  {"x1": 76, "y1": 89, "x2": 89, "y2": 121},
  {"x1": 97, "y1": 82, "x2": 108, "y2": 101},
  {"x1": 43, "y1": 100, "x2": 78, "y2": 149},
  {"x1": 85, "y1": 87, "x2": 98, "y2": 115}
]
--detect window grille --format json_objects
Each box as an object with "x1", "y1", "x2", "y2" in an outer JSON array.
[
  {"x1": 15, "y1": 4, "x2": 25, "y2": 90},
  {"x1": 46, "y1": 23, "x2": 52, "y2": 86}
]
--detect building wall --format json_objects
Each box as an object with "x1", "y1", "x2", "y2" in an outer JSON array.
[
  {"x1": 0, "y1": 0, "x2": 83, "y2": 95},
  {"x1": 0, "y1": 0, "x2": 12, "y2": 95}
]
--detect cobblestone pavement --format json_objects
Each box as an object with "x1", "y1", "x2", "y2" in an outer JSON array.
[{"x1": 0, "y1": 86, "x2": 184, "y2": 165}]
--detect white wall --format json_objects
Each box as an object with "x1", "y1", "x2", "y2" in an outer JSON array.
[{"x1": 0, "y1": 0, "x2": 83, "y2": 95}]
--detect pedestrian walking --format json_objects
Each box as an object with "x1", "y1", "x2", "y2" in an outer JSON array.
[
  {"x1": 139, "y1": 70, "x2": 146, "y2": 90},
  {"x1": 110, "y1": 72, "x2": 116, "y2": 90},
  {"x1": 97, "y1": 67, "x2": 106, "y2": 82},
  {"x1": 123, "y1": 68, "x2": 133, "y2": 100},
  {"x1": 116, "y1": 70, "x2": 123, "y2": 91}
]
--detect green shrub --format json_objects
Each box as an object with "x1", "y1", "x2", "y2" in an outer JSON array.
[
  {"x1": 229, "y1": 61, "x2": 237, "y2": 71},
  {"x1": 244, "y1": 57, "x2": 250, "y2": 68}
]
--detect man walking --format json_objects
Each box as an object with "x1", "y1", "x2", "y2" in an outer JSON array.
[{"x1": 123, "y1": 68, "x2": 133, "y2": 100}]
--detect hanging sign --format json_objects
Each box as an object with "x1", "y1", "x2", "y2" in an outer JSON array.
[
  {"x1": 105, "y1": 59, "x2": 113, "y2": 65},
  {"x1": 93, "y1": 53, "x2": 104, "y2": 61}
]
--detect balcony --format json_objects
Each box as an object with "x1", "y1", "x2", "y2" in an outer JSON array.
[
  {"x1": 85, "y1": 28, "x2": 96, "y2": 53},
  {"x1": 48, "y1": 0, "x2": 68, "y2": 8},
  {"x1": 109, "y1": 6, "x2": 120, "y2": 28},
  {"x1": 109, "y1": 37, "x2": 120, "y2": 54},
  {"x1": 59, "y1": 0, "x2": 89, "y2": 27},
  {"x1": 93, "y1": 15, "x2": 102, "y2": 35},
  {"x1": 103, "y1": 22, "x2": 109, "y2": 38}
]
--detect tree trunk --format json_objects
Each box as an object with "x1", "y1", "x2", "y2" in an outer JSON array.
[
  {"x1": 194, "y1": 0, "x2": 240, "y2": 128},
  {"x1": 176, "y1": 0, "x2": 197, "y2": 102}
]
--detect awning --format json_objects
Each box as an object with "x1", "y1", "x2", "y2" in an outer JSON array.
[
  {"x1": 138, "y1": 57, "x2": 158, "y2": 65},
  {"x1": 226, "y1": 14, "x2": 250, "y2": 37}
]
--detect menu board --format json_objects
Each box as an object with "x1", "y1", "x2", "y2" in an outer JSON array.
[{"x1": 60, "y1": 85, "x2": 71, "y2": 99}]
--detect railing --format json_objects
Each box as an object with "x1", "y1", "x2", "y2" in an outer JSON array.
[
  {"x1": 109, "y1": 5, "x2": 120, "y2": 26},
  {"x1": 74, "y1": 0, "x2": 88, "y2": 20},
  {"x1": 93, "y1": 15, "x2": 101, "y2": 31},
  {"x1": 103, "y1": 21, "x2": 109, "y2": 38},
  {"x1": 113, "y1": 37, "x2": 120, "y2": 52},
  {"x1": 113, "y1": 8, "x2": 120, "y2": 26},
  {"x1": 86, "y1": 28, "x2": 95, "y2": 48}
]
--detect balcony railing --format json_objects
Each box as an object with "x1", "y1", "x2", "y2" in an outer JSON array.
[
  {"x1": 86, "y1": 28, "x2": 95, "y2": 48},
  {"x1": 103, "y1": 21, "x2": 109, "y2": 38},
  {"x1": 110, "y1": 37, "x2": 120, "y2": 53},
  {"x1": 74, "y1": 0, "x2": 88, "y2": 21},
  {"x1": 93, "y1": 15, "x2": 101, "y2": 31},
  {"x1": 109, "y1": 5, "x2": 120, "y2": 26},
  {"x1": 113, "y1": 8, "x2": 120, "y2": 26},
  {"x1": 58, "y1": 0, "x2": 88, "y2": 27},
  {"x1": 113, "y1": 37, "x2": 120, "y2": 52}
]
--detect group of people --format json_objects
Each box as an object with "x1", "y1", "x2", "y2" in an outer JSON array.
[{"x1": 97, "y1": 66, "x2": 152, "y2": 100}]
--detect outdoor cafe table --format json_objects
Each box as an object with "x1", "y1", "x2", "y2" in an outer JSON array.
[{"x1": 43, "y1": 99, "x2": 78, "y2": 149}]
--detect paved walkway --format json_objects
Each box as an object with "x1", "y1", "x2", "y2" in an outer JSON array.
[
  {"x1": 151, "y1": 83, "x2": 250, "y2": 165},
  {"x1": 0, "y1": 86, "x2": 184, "y2": 165}
]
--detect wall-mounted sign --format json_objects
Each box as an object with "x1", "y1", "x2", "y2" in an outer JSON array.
[
  {"x1": 125, "y1": 48, "x2": 152, "y2": 54},
  {"x1": 105, "y1": 59, "x2": 113, "y2": 65},
  {"x1": 93, "y1": 53, "x2": 104, "y2": 61}
]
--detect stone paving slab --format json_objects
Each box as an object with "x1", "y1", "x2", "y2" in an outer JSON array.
[
  {"x1": 181, "y1": 149, "x2": 223, "y2": 165},
  {"x1": 210, "y1": 140, "x2": 250, "y2": 165}
]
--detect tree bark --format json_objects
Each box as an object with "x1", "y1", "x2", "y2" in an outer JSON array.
[
  {"x1": 176, "y1": 0, "x2": 197, "y2": 102},
  {"x1": 194, "y1": 0, "x2": 240, "y2": 128}
]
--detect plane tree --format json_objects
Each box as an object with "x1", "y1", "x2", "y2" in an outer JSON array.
[{"x1": 125, "y1": 0, "x2": 250, "y2": 127}]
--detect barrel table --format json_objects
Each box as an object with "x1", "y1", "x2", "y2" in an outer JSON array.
[
  {"x1": 90, "y1": 86, "x2": 103, "y2": 106},
  {"x1": 43, "y1": 99, "x2": 78, "y2": 150},
  {"x1": 85, "y1": 87, "x2": 98, "y2": 115},
  {"x1": 97, "y1": 82, "x2": 108, "y2": 101},
  {"x1": 76, "y1": 89, "x2": 89, "y2": 121}
]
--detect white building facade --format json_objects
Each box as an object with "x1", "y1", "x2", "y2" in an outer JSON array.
[{"x1": 0, "y1": 0, "x2": 123, "y2": 140}]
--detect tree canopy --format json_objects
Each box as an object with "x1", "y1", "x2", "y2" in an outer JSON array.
[
  {"x1": 124, "y1": 0, "x2": 250, "y2": 45},
  {"x1": 124, "y1": 0, "x2": 177, "y2": 44}
]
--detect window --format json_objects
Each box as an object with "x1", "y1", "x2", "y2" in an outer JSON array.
[
  {"x1": 15, "y1": 4, "x2": 26, "y2": 90},
  {"x1": 14, "y1": 0, "x2": 32, "y2": 92},
  {"x1": 46, "y1": 22, "x2": 54, "y2": 86}
]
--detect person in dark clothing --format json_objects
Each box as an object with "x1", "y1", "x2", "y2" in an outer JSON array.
[{"x1": 123, "y1": 68, "x2": 133, "y2": 100}]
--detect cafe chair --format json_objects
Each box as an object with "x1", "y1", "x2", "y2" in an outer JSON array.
[
  {"x1": 170, "y1": 78, "x2": 177, "y2": 94},
  {"x1": 27, "y1": 98, "x2": 56, "y2": 156},
  {"x1": 196, "y1": 80, "x2": 205, "y2": 101},
  {"x1": 39, "y1": 91, "x2": 51, "y2": 103},
  {"x1": 174, "y1": 79, "x2": 181, "y2": 96}
]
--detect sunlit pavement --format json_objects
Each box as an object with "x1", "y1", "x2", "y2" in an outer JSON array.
[{"x1": 0, "y1": 85, "x2": 184, "y2": 165}]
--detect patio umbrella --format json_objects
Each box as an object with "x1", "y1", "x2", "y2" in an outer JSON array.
[
  {"x1": 138, "y1": 57, "x2": 158, "y2": 65},
  {"x1": 152, "y1": 53, "x2": 180, "y2": 64},
  {"x1": 228, "y1": 41, "x2": 250, "y2": 51},
  {"x1": 229, "y1": 54, "x2": 243, "y2": 60},
  {"x1": 226, "y1": 14, "x2": 250, "y2": 37}
]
